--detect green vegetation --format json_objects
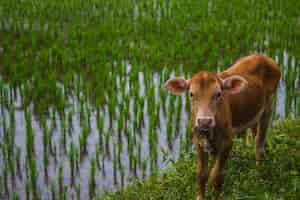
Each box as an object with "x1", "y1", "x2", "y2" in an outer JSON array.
[
  {"x1": 103, "y1": 118, "x2": 300, "y2": 200},
  {"x1": 0, "y1": 0, "x2": 299, "y2": 199}
]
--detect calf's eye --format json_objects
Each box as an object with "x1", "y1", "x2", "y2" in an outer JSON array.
[{"x1": 190, "y1": 92, "x2": 193, "y2": 97}]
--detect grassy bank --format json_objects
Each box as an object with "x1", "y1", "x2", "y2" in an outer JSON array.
[{"x1": 102, "y1": 118, "x2": 300, "y2": 200}]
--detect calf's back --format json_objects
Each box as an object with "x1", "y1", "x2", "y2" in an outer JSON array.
[{"x1": 219, "y1": 54, "x2": 281, "y2": 131}]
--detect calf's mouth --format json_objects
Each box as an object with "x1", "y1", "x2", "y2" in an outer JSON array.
[{"x1": 194, "y1": 128, "x2": 215, "y2": 154}]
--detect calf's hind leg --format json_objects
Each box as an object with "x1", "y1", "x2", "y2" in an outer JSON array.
[{"x1": 251, "y1": 108, "x2": 272, "y2": 165}]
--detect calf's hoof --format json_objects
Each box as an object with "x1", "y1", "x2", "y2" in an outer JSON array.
[
  {"x1": 212, "y1": 197, "x2": 224, "y2": 200},
  {"x1": 196, "y1": 195, "x2": 204, "y2": 200},
  {"x1": 211, "y1": 191, "x2": 224, "y2": 200},
  {"x1": 256, "y1": 159, "x2": 264, "y2": 167}
]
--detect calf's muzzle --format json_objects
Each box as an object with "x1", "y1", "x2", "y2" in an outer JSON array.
[{"x1": 196, "y1": 117, "x2": 215, "y2": 132}]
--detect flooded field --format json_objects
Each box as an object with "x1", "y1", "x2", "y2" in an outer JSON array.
[{"x1": 0, "y1": 0, "x2": 299, "y2": 199}]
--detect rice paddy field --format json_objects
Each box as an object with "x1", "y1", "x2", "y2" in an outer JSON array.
[{"x1": 0, "y1": 0, "x2": 300, "y2": 199}]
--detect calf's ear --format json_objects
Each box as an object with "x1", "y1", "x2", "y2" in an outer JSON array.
[
  {"x1": 221, "y1": 75, "x2": 247, "y2": 94},
  {"x1": 164, "y1": 77, "x2": 190, "y2": 95}
]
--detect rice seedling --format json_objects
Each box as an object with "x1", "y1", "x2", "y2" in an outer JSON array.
[
  {"x1": 51, "y1": 182, "x2": 56, "y2": 200},
  {"x1": 76, "y1": 183, "x2": 81, "y2": 200},
  {"x1": 28, "y1": 156, "x2": 39, "y2": 198},
  {"x1": 69, "y1": 141, "x2": 77, "y2": 185},
  {"x1": 25, "y1": 182, "x2": 30, "y2": 200},
  {"x1": 15, "y1": 147, "x2": 21, "y2": 179},
  {"x1": 113, "y1": 145, "x2": 118, "y2": 185},
  {"x1": 79, "y1": 124, "x2": 89, "y2": 155},
  {"x1": 60, "y1": 114, "x2": 67, "y2": 153},
  {"x1": 89, "y1": 158, "x2": 96, "y2": 199},
  {"x1": 3, "y1": 163, "x2": 8, "y2": 197},
  {"x1": 58, "y1": 164, "x2": 64, "y2": 200},
  {"x1": 12, "y1": 192, "x2": 19, "y2": 200}
]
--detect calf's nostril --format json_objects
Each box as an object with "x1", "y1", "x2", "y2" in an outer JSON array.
[
  {"x1": 197, "y1": 118, "x2": 201, "y2": 126},
  {"x1": 206, "y1": 118, "x2": 212, "y2": 125},
  {"x1": 198, "y1": 118, "x2": 213, "y2": 129}
]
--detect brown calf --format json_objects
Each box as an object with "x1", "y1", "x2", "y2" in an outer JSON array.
[{"x1": 164, "y1": 54, "x2": 281, "y2": 200}]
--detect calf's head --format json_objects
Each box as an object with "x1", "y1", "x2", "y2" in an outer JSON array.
[{"x1": 165, "y1": 71, "x2": 247, "y2": 134}]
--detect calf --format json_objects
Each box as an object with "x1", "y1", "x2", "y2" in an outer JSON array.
[{"x1": 164, "y1": 54, "x2": 281, "y2": 200}]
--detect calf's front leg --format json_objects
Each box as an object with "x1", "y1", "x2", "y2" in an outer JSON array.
[
  {"x1": 210, "y1": 141, "x2": 232, "y2": 200},
  {"x1": 195, "y1": 143, "x2": 209, "y2": 200}
]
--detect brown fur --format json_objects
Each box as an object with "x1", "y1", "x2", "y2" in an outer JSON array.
[{"x1": 189, "y1": 54, "x2": 280, "y2": 200}]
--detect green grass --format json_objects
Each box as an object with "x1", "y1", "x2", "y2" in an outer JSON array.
[{"x1": 102, "y1": 118, "x2": 300, "y2": 200}]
